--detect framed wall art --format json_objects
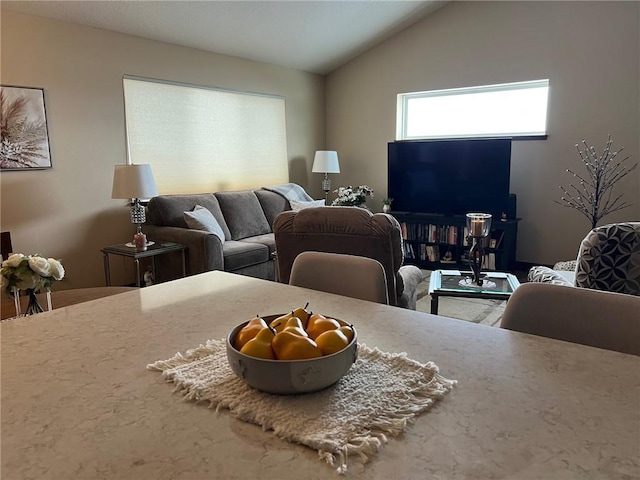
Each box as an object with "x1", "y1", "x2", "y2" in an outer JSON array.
[{"x1": 0, "y1": 85, "x2": 52, "y2": 170}]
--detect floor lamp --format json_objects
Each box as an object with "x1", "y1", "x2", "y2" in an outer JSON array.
[{"x1": 312, "y1": 151, "x2": 340, "y2": 201}]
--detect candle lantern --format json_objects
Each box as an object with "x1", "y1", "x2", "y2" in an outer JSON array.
[{"x1": 465, "y1": 213, "x2": 492, "y2": 286}]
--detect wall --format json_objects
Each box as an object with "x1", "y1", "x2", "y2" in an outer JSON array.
[
  {"x1": 326, "y1": 1, "x2": 639, "y2": 265},
  {"x1": 0, "y1": 10, "x2": 325, "y2": 289}
]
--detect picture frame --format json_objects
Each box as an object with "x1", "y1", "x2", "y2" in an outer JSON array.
[{"x1": 0, "y1": 85, "x2": 52, "y2": 170}]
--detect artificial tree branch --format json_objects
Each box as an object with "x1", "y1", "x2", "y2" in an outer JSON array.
[{"x1": 555, "y1": 134, "x2": 637, "y2": 229}]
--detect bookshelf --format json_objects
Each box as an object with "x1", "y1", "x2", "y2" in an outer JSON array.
[{"x1": 392, "y1": 212, "x2": 520, "y2": 272}]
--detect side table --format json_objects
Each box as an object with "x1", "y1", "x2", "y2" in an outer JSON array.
[
  {"x1": 101, "y1": 242, "x2": 186, "y2": 288},
  {"x1": 428, "y1": 269, "x2": 520, "y2": 315}
]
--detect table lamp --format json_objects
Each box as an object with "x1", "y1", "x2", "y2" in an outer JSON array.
[
  {"x1": 112, "y1": 164, "x2": 159, "y2": 248},
  {"x1": 311, "y1": 151, "x2": 340, "y2": 200}
]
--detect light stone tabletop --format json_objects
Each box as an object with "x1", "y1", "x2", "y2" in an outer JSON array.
[{"x1": 2, "y1": 271, "x2": 639, "y2": 479}]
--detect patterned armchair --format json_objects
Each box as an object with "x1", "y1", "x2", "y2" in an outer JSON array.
[{"x1": 528, "y1": 222, "x2": 640, "y2": 296}]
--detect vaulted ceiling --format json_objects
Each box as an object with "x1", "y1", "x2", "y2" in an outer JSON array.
[{"x1": 2, "y1": 1, "x2": 446, "y2": 75}]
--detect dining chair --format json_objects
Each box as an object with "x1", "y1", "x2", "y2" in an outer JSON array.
[
  {"x1": 289, "y1": 251, "x2": 389, "y2": 305},
  {"x1": 500, "y1": 282, "x2": 640, "y2": 356}
]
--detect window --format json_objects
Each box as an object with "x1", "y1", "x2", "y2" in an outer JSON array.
[
  {"x1": 123, "y1": 76, "x2": 288, "y2": 194},
  {"x1": 397, "y1": 79, "x2": 549, "y2": 140}
]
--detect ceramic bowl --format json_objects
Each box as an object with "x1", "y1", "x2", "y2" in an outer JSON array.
[{"x1": 226, "y1": 314, "x2": 358, "y2": 395}]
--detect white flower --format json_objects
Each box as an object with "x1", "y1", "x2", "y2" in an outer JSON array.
[
  {"x1": 29, "y1": 256, "x2": 51, "y2": 277},
  {"x1": 3, "y1": 253, "x2": 25, "y2": 268},
  {"x1": 48, "y1": 258, "x2": 65, "y2": 281}
]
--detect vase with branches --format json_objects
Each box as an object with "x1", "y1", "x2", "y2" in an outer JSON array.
[{"x1": 556, "y1": 134, "x2": 637, "y2": 229}]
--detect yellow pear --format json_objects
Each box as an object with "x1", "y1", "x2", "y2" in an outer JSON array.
[{"x1": 240, "y1": 326, "x2": 276, "y2": 359}]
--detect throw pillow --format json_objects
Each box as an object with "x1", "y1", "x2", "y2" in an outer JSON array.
[
  {"x1": 184, "y1": 205, "x2": 225, "y2": 244},
  {"x1": 290, "y1": 199, "x2": 325, "y2": 211}
]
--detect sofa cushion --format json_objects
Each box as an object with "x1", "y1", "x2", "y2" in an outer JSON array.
[
  {"x1": 528, "y1": 266, "x2": 574, "y2": 286},
  {"x1": 290, "y1": 199, "x2": 325, "y2": 211},
  {"x1": 575, "y1": 222, "x2": 640, "y2": 295},
  {"x1": 183, "y1": 205, "x2": 225, "y2": 244},
  {"x1": 223, "y1": 240, "x2": 269, "y2": 271},
  {"x1": 147, "y1": 194, "x2": 231, "y2": 240},
  {"x1": 215, "y1": 191, "x2": 271, "y2": 240},
  {"x1": 241, "y1": 233, "x2": 276, "y2": 254},
  {"x1": 254, "y1": 190, "x2": 291, "y2": 228}
]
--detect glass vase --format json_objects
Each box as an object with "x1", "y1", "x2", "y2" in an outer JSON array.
[
  {"x1": 12, "y1": 287, "x2": 21, "y2": 317},
  {"x1": 25, "y1": 288, "x2": 45, "y2": 316},
  {"x1": 11, "y1": 288, "x2": 52, "y2": 317}
]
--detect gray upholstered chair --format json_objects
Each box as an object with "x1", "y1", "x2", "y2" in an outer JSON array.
[
  {"x1": 501, "y1": 282, "x2": 640, "y2": 356},
  {"x1": 273, "y1": 206, "x2": 423, "y2": 309},
  {"x1": 528, "y1": 222, "x2": 640, "y2": 296},
  {"x1": 289, "y1": 251, "x2": 389, "y2": 305}
]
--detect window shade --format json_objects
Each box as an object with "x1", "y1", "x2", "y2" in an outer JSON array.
[{"x1": 123, "y1": 76, "x2": 288, "y2": 194}]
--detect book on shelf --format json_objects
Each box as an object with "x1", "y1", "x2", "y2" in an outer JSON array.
[{"x1": 481, "y1": 252, "x2": 496, "y2": 270}]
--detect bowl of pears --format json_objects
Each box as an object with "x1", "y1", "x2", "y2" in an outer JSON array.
[{"x1": 226, "y1": 303, "x2": 358, "y2": 394}]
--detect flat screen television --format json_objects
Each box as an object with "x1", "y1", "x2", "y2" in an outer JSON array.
[{"x1": 387, "y1": 138, "x2": 512, "y2": 217}]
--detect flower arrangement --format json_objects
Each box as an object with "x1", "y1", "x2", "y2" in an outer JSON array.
[
  {"x1": 1, "y1": 253, "x2": 65, "y2": 296},
  {"x1": 331, "y1": 185, "x2": 374, "y2": 207}
]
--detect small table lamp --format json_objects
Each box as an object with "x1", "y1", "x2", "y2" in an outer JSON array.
[
  {"x1": 312, "y1": 151, "x2": 340, "y2": 200},
  {"x1": 112, "y1": 164, "x2": 159, "y2": 247}
]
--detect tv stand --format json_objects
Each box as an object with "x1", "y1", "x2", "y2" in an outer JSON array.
[{"x1": 391, "y1": 212, "x2": 520, "y2": 272}]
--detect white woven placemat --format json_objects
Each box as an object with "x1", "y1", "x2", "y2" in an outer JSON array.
[{"x1": 148, "y1": 339, "x2": 456, "y2": 474}]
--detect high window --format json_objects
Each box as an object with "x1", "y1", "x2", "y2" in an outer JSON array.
[
  {"x1": 123, "y1": 76, "x2": 288, "y2": 194},
  {"x1": 397, "y1": 79, "x2": 549, "y2": 140}
]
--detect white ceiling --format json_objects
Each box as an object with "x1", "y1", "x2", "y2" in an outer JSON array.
[{"x1": 2, "y1": 0, "x2": 445, "y2": 75}]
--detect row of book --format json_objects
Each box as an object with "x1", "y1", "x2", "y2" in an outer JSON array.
[
  {"x1": 400, "y1": 222, "x2": 460, "y2": 245},
  {"x1": 400, "y1": 222, "x2": 506, "y2": 250},
  {"x1": 402, "y1": 243, "x2": 499, "y2": 269},
  {"x1": 460, "y1": 251, "x2": 497, "y2": 270},
  {"x1": 403, "y1": 243, "x2": 458, "y2": 263}
]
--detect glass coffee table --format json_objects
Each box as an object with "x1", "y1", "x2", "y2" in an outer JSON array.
[{"x1": 428, "y1": 270, "x2": 520, "y2": 315}]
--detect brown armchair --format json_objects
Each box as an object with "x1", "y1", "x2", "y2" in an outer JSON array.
[{"x1": 273, "y1": 206, "x2": 423, "y2": 309}]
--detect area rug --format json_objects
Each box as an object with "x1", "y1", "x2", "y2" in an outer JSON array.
[
  {"x1": 148, "y1": 339, "x2": 456, "y2": 474},
  {"x1": 415, "y1": 270, "x2": 507, "y2": 326}
]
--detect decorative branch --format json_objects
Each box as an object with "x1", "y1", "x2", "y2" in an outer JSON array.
[{"x1": 556, "y1": 134, "x2": 637, "y2": 229}]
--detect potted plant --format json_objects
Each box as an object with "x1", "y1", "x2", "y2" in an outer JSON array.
[{"x1": 382, "y1": 198, "x2": 393, "y2": 213}]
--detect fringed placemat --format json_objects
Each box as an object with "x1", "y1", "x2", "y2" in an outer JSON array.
[{"x1": 148, "y1": 339, "x2": 456, "y2": 474}]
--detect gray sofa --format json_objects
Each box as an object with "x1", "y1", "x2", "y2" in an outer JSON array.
[{"x1": 144, "y1": 189, "x2": 291, "y2": 281}]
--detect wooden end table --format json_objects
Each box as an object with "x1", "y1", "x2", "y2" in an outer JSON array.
[
  {"x1": 428, "y1": 269, "x2": 520, "y2": 315},
  {"x1": 101, "y1": 242, "x2": 186, "y2": 288}
]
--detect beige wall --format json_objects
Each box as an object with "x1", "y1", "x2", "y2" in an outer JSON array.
[
  {"x1": 326, "y1": 1, "x2": 639, "y2": 265},
  {"x1": 0, "y1": 10, "x2": 325, "y2": 289}
]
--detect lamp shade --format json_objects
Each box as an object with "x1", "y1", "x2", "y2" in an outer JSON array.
[
  {"x1": 312, "y1": 151, "x2": 340, "y2": 174},
  {"x1": 111, "y1": 164, "x2": 159, "y2": 199}
]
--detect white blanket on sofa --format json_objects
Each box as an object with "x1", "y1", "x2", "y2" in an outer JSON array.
[{"x1": 262, "y1": 183, "x2": 314, "y2": 202}]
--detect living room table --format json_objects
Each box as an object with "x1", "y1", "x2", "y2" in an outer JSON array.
[
  {"x1": 2, "y1": 271, "x2": 638, "y2": 479},
  {"x1": 428, "y1": 269, "x2": 521, "y2": 314}
]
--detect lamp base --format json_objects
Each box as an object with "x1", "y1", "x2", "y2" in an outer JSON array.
[
  {"x1": 321, "y1": 174, "x2": 331, "y2": 195},
  {"x1": 458, "y1": 277, "x2": 497, "y2": 289}
]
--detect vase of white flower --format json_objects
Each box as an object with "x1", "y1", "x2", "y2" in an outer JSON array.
[
  {"x1": 331, "y1": 185, "x2": 374, "y2": 209},
  {"x1": 1, "y1": 253, "x2": 64, "y2": 318}
]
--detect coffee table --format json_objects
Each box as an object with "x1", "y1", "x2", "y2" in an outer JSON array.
[{"x1": 428, "y1": 269, "x2": 520, "y2": 315}]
